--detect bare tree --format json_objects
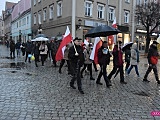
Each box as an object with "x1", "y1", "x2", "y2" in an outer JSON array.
[{"x1": 135, "y1": 1, "x2": 160, "y2": 53}]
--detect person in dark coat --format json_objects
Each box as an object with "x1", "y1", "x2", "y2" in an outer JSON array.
[
  {"x1": 143, "y1": 41, "x2": 160, "y2": 84},
  {"x1": 68, "y1": 37, "x2": 85, "y2": 94},
  {"x1": 50, "y1": 39, "x2": 58, "y2": 67},
  {"x1": 96, "y1": 41, "x2": 112, "y2": 87},
  {"x1": 108, "y1": 41, "x2": 127, "y2": 84},
  {"x1": 21, "y1": 42, "x2": 26, "y2": 56},
  {"x1": 32, "y1": 42, "x2": 40, "y2": 67},
  {"x1": 15, "y1": 40, "x2": 21, "y2": 57},
  {"x1": 10, "y1": 40, "x2": 15, "y2": 59},
  {"x1": 124, "y1": 46, "x2": 131, "y2": 71},
  {"x1": 25, "y1": 40, "x2": 33, "y2": 63}
]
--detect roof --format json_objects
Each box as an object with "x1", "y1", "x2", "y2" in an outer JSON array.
[{"x1": 5, "y1": 2, "x2": 17, "y2": 10}]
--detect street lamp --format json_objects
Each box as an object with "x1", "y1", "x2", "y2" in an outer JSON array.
[
  {"x1": 38, "y1": 24, "x2": 42, "y2": 34},
  {"x1": 76, "y1": 19, "x2": 82, "y2": 30}
]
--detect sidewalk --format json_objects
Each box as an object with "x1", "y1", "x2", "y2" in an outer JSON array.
[{"x1": 0, "y1": 45, "x2": 160, "y2": 120}]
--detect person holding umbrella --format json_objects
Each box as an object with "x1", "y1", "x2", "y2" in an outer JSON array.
[
  {"x1": 108, "y1": 41, "x2": 127, "y2": 84},
  {"x1": 96, "y1": 41, "x2": 112, "y2": 87}
]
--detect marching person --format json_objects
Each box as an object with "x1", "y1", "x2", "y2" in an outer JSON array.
[
  {"x1": 108, "y1": 41, "x2": 127, "y2": 84},
  {"x1": 96, "y1": 41, "x2": 112, "y2": 87},
  {"x1": 143, "y1": 41, "x2": 160, "y2": 84},
  {"x1": 58, "y1": 43, "x2": 72, "y2": 74},
  {"x1": 39, "y1": 41, "x2": 48, "y2": 66},
  {"x1": 127, "y1": 43, "x2": 140, "y2": 77},
  {"x1": 68, "y1": 37, "x2": 85, "y2": 94},
  {"x1": 81, "y1": 43, "x2": 95, "y2": 80},
  {"x1": 25, "y1": 40, "x2": 33, "y2": 63},
  {"x1": 32, "y1": 42, "x2": 40, "y2": 67}
]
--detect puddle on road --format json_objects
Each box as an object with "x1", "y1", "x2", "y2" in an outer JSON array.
[{"x1": 0, "y1": 62, "x2": 26, "y2": 70}]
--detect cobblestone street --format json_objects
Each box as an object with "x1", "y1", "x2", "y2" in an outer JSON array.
[{"x1": 0, "y1": 45, "x2": 160, "y2": 120}]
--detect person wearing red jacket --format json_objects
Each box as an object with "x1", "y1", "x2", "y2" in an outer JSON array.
[{"x1": 108, "y1": 41, "x2": 127, "y2": 84}]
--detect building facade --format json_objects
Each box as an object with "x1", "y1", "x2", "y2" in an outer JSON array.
[
  {"x1": 11, "y1": 0, "x2": 32, "y2": 43},
  {"x1": 0, "y1": 16, "x2": 4, "y2": 43},
  {"x1": 3, "y1": 2, "x2": 16, "y2": 42},
  {"x1": 31, "y1": 0, "x2": 135, "y2": 44}
]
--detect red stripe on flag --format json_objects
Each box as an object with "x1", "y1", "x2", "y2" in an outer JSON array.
[
  {"x1": 55, "y1": 27, "x2": 72, "y2": 61},
  {"x1": 94, "y1": 40, "x2": 102, "y2": 64}
]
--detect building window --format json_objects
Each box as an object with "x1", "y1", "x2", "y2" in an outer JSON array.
[
  {"x1": 97, "y1": 4, "x2": 104, "y2": 19},
  {"x1": 85, "y1": 1, "x2": 93, "y2": 17},
  {"x1": 125, "y1": 0, "x2": 130, "y2": 3},
  {"x1": 38, "y1": 11, "x2": 41, "y2": 24},
  {"x1": 49, "y1": 5, "x2": 54, "y2": 19},
  {"x1": 109, "y1": 7, "x2": 115, "y2": 21},
  {"x1": 57, "y1": 1, "x2": 62, "y2": 17},
  {"x1": 34, "y1": 0, "x2": 36, "y2": 5},
  {"x1": 27, "y1": 16, "x2": 29, "y2": 24},
  {"x1": 19, "y1": 20, "x2": 21, "y2": 27},
  {"x1": 124, "y1": 11, "x2": 129, "y2": 23},
  {"x1": 136, "y1": 0, "x2": 141, "y2": 5},
  {"x1": 34, "y1": 13, "x2": 36, "y2": 24},
  {"x1": 43, "y1": 8, "x2": 47, "y2": 21}
]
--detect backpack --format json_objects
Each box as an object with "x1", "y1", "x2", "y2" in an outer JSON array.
[{"x1": 150, "y1": 56, "x2": 158, "y2": 65}]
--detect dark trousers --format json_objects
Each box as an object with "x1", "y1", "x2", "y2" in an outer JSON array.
[
  {"x1": 10, "y1": 51, "x2": 15, "y2": 58},
  {"x1": 59, "y1": 59, "x2": 71, "y2": 73},
  {"x1": 108, "y1": 65, "x2": 124, "y2": 82},
  {"x1": 144, "y1": 64, "x2": 159, "y2": 81},
  {"x1": 127, "y1": 65, "x2": 139, "y2": 76},
  {"x1": 25, "y1": 52, "x2": 31, "y2": 62},
  {"x1": 34, "y1": 54, "x2": 39, "y2": 66},
  {"x1": 70, "y1": 63, "x2": 82, "y2": 90},
  {"x1": 125, "y1": 62, "x2": 130, "y2": 70},
  {"x1": 96, "y1": 64, "x2": 110, "y2": 85},
  {"x1": 51, "y1": 53, "x2": 57, "y2": 66},
  {"x1": 41, "y1": 54, "x2": 47, "y2": 66},
  {"x1": 81, "y1": 64, "x2": 93, "y2": 78},
  {"x1": 93, "y1": 61, "x2": 98, "y2": 71}
]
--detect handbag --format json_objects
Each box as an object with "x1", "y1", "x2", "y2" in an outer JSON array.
[{"x1": 150, "y1": 56, "x2": 158, "y2": 65}]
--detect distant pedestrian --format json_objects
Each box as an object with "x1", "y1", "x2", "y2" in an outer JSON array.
[
  {"x1": 143, "y1": 41, "x2": 160, "y2": 84},
  {"x1": 25, "y1": 40, "x2": 33, "y2": 63},
  {"x1": 108, "y1": 41, "x2": 127, "y2": 84},
  {"x1": 15, "y1": 40, "x2": 21, "y2": 57},
  {"x1": 39, "y1": 41, "x2": 48, "y2": 66},
  {"x1": 9, "y1": 40, "x2": 15, "y2": 59},
  {"x1": 96, "y1": 41, "x2": 112, "y2": 87},
  {"x1": 32, "y1": 42, "x2": 40, "y2": 67},
  {"x1": 68, "y1": 37, "x2": 85, "y2": 94},
  {"x1": 50, "y1": 39, "x2": 58, "y2": 67},
  {"x1": 127, "y1": 43, "x2": 140, "y2": 77},
  {"x1": 20, "y1": 42, "x2": 25, "y2": 56}
]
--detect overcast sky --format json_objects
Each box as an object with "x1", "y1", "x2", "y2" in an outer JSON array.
[{"x1": 0, "y1": 0, "x2": 19, "y2": 16}]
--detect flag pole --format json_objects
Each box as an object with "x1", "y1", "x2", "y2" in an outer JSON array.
[{"x1": 71, "y1": 40, "x2": 79, "y2": 56}]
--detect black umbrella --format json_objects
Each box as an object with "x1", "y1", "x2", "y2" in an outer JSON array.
[
  {"x1": 85, "y1": 25, "x2": 121, "y2": 38},
  {"x1": 122, "y1": 42, "x2": 133, "y2": 51}
]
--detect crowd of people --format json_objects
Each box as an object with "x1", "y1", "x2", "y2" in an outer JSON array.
[{"x1": 5, "y1": 37, "x2": 160, "y2": 94}]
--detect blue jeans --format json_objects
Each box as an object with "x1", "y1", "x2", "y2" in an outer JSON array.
[{"x1": 127, "y1": 65, "x2": 139, "y2": 76}]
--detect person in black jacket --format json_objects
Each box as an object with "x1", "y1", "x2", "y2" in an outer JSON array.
[
  {"x1": 25, "y1": 40, "x2": 33, "y2": 63},
  {"x1": 96, "y1": 41, "x2": 112, "y2": 87},
  {"x1": 10, "y1": 40, "x2": 15, "y2": 59},
  {"x1": 68, "y1": 37, "x2": 85, "y2": 94},
  {"x1": 32, "y1": 42, "x2": 40, "y2": 67},
  {"x1": 143, "y1": 41, "x2": 160, "y2": 84}
]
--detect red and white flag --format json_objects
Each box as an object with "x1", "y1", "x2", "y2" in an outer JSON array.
[
  {"x1": 90, "y1": 37, "x2": 102, "y2": 64},
  {"x1": 108, "y1": 17, "x2": 117, "y2": 45},
  {"x1": 55, "y1": 26, "x2": 72, "y2": 61}
]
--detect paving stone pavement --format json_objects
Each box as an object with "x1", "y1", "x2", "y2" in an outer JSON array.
[{"x1": 0, "y1": 45, "x2": 160, "y2": 120}]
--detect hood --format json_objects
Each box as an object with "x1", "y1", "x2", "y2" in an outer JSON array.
[{"x1": 131, "y1": 43, "x2": 137, "y2": 50}]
